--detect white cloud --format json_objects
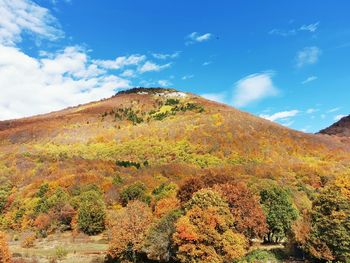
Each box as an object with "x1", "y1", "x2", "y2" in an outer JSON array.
[
  {"x1": 182, "y1": 74, "x2": 194, "y2": 80},
  {"x1": 138, "y1": 61, "x2": 171, "y2": 73},
  {"x1": 186, "y1": 32, "x2": 212, "y2": 45},
  {"x1": 232, "y1": 72, "x2": 279, "y2": 107},
  {"x1": 302, "y1": 76, "x2": 318, "y2": 84},
  {"x1": 93, "y1": 55, "x2": 145, "y2": 70},
  {"x1": 260, "y1": 110, "x2": 299, "y2": 122},
  {"x1": 0, "y1": 0, "x2": 63, "y2": 46},
  {"x1": 334, "y1": 114, "x2": 346, "y2": 121},
  {"x1": 201, "y1": 93, "x2": 227, "y2": 104},
  {"x1": 158, "y1": 79, "x2": 172, "y2": 87},
  {"x1": 152, "y1": 51, "x2": 180, "y2": 60},
  {"x1": 296, "y1": 46, "x2": 321, "y2": 67},
  {"x1": 299, "y1": 22, "x2": 319, "y2": 32},
  {"x1": 120, "y1": 69, "x2": 135, "y2": 78},
  {"x1": 0, "y1": 45, "x2": 130, "y2": 120}
]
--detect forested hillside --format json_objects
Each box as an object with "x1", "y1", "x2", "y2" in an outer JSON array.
[{"x1": 0, "y1": 88, "x2": 349, "y2": 262}]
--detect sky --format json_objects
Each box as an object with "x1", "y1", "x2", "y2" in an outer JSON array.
[{"x1": 0, "y1": 0, "x2": 350, "y2": 132}]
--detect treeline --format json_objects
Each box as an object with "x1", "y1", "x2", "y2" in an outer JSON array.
[{"x1": 0, "y1": 173, "x2": 349, "y2": 262}]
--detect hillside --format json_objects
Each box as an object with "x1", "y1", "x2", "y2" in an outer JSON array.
[
  {"x1": 319, "y1": 114, "x2": 350, "y2": 137},
  {"x1": 1, "y1": 88, "x2": 350, "y2": 262}
]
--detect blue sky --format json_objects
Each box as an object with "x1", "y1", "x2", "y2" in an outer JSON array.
[{"x1": 1, "y1": 0, "x2": 350, "y2": 132}]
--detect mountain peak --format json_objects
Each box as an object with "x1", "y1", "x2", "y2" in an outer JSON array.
[{"x1": 319, "y1": 115, "x2": 350, "y2": 137}]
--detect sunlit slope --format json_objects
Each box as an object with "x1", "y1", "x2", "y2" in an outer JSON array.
[{"x1": 0, "y1": 88, "x2": 349, "y2": 190}]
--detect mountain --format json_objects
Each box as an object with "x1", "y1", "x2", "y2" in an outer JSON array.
[
  {"x1": 1, "y1": 87, "x2": 350, "y2": 261},
  {"x1": 319, "y1": 114, "x2": 350, "y2": 137},
  {"x1": 0, "y1": 87, "x2": 349, "y2": 191}
]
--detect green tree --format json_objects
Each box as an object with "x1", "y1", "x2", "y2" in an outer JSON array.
[
  {"x1": 0, "y1": 190, "x2": 8, "y2": 214},
  {"x1": 143, "y1": 209, "x2": 182, "y2": 261},
  {"x1": 306, "y1": 186, "x2": 350, "y2": 261},
  {"x1": 260, "y1": 186, "x2": 298, "y2": 243},
  {"x1": 120, "y1": 181, "x2": 150, "y2": 206},
  {"x1": 77, "y1": 190, "x2": 106, "y2": 235}
]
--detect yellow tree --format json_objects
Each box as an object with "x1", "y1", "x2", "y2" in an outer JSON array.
[{"x1": 0, "y1": 231, "x2": 11, "y2": 263}]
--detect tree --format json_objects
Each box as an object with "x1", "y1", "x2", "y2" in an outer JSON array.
[
  {"x1": 0, "y1": 190, "x2": 8, "y2": 214},
  {"x1": 120, "y1": 181, "x2": 150, "y2": 206},
  {"x1": 154, "y1": 196, "x2": 180, "y2": 218},
  {"x1": 260, "y1": 186, "x2": 298, "y2": 243},
  {"x1": 177, "y1": 177, "x2": 204, "y2": 203},
  {"x1": 143, "y1": 209, "x2": 182, "y2": 261},
  {"x1": 306, "y1": 186, "x2": 350, "y2": 261},
  {"x1": 173, "y1": 189, "x2": 247, "y2": 262},
  {"x1": 215, "y1": 183, "x2": 268, "y2": 240},
  {"x1": 0, "y1": 231, "x2": 11, "y2": 263},
  {"x1": 77, "y1": 190, "x2": 106, "y2": 235},
  {"x1": 108, "y1": 200, "x2": 152, "y2": 262}
]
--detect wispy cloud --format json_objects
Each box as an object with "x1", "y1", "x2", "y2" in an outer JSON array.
[
  {"x1": 299, "y1": 22, "x2": 320, "y2": 33},
  {"x1": 186, "y1": 32, "x2": 212, "y2": 45},
  {"x1": 152, "y1": 51, "x2": 181, "y2": 60},
  {"x1": 232, "y1": 72, "x2": 279, "y2": 107},
  {"x1": 306, "y1": 108, "x2": 318, "y2": 114},
  {"x1": 182, "y1": 74, "x2": 194, "y2": 80},
  {"x1": 302, "y1": 76, "x2": 318, "y2": 84},
  {"x1": 260, "y1": 110, "x2": 300, "y2": 122},
  {"x1": 296, "y1": 46, "x2": 321, "y2": 67},
  {"x1": 202, "y1": 61, "x2": 212, "y2": 66},
  {"x1": 269, "y1": 21, "x2": 319, "y2": 37},
  {"x1": 328, "y1": 107, "x2": 340, "y2": 113}
]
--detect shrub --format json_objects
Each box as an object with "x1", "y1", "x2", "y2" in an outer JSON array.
[
  {"x1": 21, "y1": 233, "x2": 36, "y2": 248},
  {"x1": 238, "y1": 249, "x2": 281, "y2": 263},
  {"x1": 55, "y1": 246, "x2": 68, "y2": 260},
  {"x1": 115, "y1": 160, "x2": 141, "y2": 169}
]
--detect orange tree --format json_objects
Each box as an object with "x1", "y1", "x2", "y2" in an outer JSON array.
[
  {"x1": 173, "y1": 189, "x2": 247, "y2": 262},
  {"x1": 215, "y1": 183, "x2": 268, "y2": 240},
  {"x1": 108, "y1": 200, "x2": 153, "y2": 262}
]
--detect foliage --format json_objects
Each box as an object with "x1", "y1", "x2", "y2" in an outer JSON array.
[
  {"x1": 173, "y1": 189, "x2": 247, "y2": 262},
  {"x1": 115, "y1": 160, "x2": 141, "y2": 169},
  {"x1": 77, "y1": 190, "x2": 106, "y2": 235},
  {"x1": 306, "y1": 186, "x2": 350, "y2": 261},
  {"x1": 177, "y1": 177, "x2": 204, "y2": 203},
  {"x1": 152, "y1": 182, "x2": 178, "y2": 201},
  {"x1": 120, "y1": 181, "x2": 150, "y2": 206},
  {"x1": 108, "y1": 200, "x2": 153, "y2": 262},
  {"x1": 260, "y1": 186, "x2": 298, "y2": 243},
  {"x1": 143, "y1": 209, "x2": 182, "y2": 261},
  {"x1": 237, "y1": 249, "x2": 282, "y2": 263},
  {"x1": 55, "y1": 246, "x2": 68, "y2": 260},
  {"x1": 21, "y1": 233, "x2": 36, "y2": 248},
  {"x1": 215, "y1": 183, "x2": 268, "y2": 239},
  {"x1": 0, "y1": 231, "x2": 11, "y2": 263},
  {"x1": 154, "y1": 196, "x2": 180, "y2": 218}
]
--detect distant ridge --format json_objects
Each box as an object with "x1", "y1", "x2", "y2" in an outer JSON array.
[{"x1": 319, "y1": 115, "x2": 350, "y2": 137}]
